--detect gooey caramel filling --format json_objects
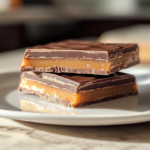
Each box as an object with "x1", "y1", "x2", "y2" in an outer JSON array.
[
  {"x1": 20, "y1": 79, "x2": 137, "y2": 106},
  {"x1": 22, "y1": 52, "x2": 138, "y2": 73}
]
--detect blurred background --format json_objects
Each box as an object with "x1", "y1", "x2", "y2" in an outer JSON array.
[{"x1": 0, "y1": 0, "x2": 150, "y2": 62}]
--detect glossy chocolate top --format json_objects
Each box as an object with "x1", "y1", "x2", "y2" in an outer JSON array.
[
  {"x1": 22, "y1": 72, "x2": 136, "y2": 93},
  {"x1": 24, "y1": 40, "x2": 138, "y2": 60}
]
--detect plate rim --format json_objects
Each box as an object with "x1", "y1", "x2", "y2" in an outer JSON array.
[{"x1": 0, "y1": 67, "x2": 150, "y2": 125}]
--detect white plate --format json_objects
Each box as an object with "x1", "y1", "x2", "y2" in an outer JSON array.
[{"x1": 0, "y1": 64, "x2": 150, "y2": 126}]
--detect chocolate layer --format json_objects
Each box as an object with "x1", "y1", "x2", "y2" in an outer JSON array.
[
  {"x1": 24, "y1": 40, "x2": 138, "y2": 60},
  {"x1": 22, "y1": 72, "x2": 136, "y2": 93}
]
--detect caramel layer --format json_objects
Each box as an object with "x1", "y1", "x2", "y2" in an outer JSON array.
[
  {"x1": 20, "y1": 79, "x2": 137, "y2": 106},
  {"x1": 22, "y1": 58, "x2": 110, "y2": 72},
  {"x1": 21, "y1": 52, "x2": 138, "y2": 73}
]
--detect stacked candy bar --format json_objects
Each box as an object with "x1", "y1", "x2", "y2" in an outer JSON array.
[{"x1": 19, "y1": 40, "x2": 139, "y2": 107}]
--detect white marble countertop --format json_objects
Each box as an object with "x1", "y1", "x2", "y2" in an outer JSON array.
[{"x1": 0, "y1": 49, "x2": 150, "y2": 150}]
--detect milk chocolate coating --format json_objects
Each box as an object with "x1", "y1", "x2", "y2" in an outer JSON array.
[
  {"x1": 24, "y1": 40, "x2": 138, "y2": 60},
  {"x1": 22, "y1": 72, "x2": 136, "y2": 94}
]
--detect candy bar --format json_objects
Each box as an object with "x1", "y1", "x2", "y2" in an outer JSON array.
[
  {"x1": 19, "y1": 72, "x2": 138, "y2": 107},
  {"x1": 21, "y1": 40, "x2": 140, "y2": 75}
]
